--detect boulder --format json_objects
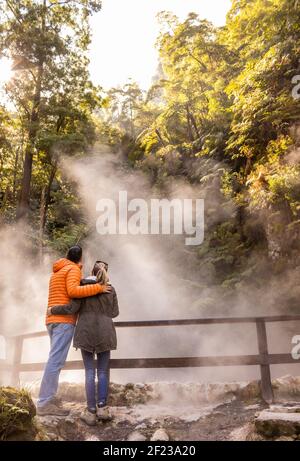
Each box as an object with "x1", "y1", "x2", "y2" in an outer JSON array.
[
  {"x1": 127, "y1": 430, "x2": 147, "y2": 441},
  {"x1": 236, "y1": 381, "x2": 260, "y2": 401},
  {"x1": 255, "y1": 409, "x2": 300, "y2": 438},
  {"x1": 0, "y1": 387, "x2": 37, "y2": 440},
  {"x1": 151, "y1": 428, "x2": 169, "y2": 441},
  {"x1": 273, "y1": 375, "x2": 300, "y2": 400}
]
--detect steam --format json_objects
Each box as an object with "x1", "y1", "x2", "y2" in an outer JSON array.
[
  {"x1": 61, "y1": 149, "x2": 236, "y2": 321},
  {"x1": 0, "y1": 225, "x2": 51, "y2": 336},
  {"x1": 1, "y1": 147, "x2": 300, "y2": 386}
]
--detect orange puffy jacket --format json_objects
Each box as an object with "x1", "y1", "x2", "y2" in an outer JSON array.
[{"x1": 46, "y1": 258, "x2": 105, "y2": 325}]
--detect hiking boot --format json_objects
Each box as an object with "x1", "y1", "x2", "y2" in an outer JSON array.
[
  {"x1": 50, "y1": 396, "x2": 63, "y2": 407},
  {"x1": 36, "y1": 402, "x2": 70, "y2": 416},
  {"x1": 80, "y1": 408, "x2": 97, "y2": 426},
  {"x1": 96, "y1": 405, "x2": 112, "y2": 422}
]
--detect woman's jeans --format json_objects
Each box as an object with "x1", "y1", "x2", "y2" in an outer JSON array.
[
  {"x1": 81, "y1": 349, "x2": 111, "y2": 410},
  {"x1": 38, "y1": 323, "x2": 75, "y2": 407}
]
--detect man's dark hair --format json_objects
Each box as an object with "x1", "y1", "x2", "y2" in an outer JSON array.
[{"x1": 66, "y1": 245, "x2": 82, "y2": 264}]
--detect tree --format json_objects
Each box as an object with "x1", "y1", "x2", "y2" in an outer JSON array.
[
  {"x1": 222, "y1": 0, "x2": 300, "y2": 164},
  {"x1": 0, "y1": 0, "x2": 102, "y2": 220}
]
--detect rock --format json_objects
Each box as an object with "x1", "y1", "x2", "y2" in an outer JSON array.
[
  {"x1": 273, "y1": 375, "x2": 300, "y2": 400},
  {"x1": 127, "y1": 430, "x2": 147, "y2": 441},
  {"x1": 212, "y1": 411, "x2": 226, "y2": 417},
  {"x1": 275, "y1": 436, "x2": 294, "y2": 441},
  {"x1": 135, "y1": 422, "x2": 147, "y2": 430},
  {"x1": 108, "y1": 382, "x2": 154, "y2": 407},
  {"x1": 269, "y1": 405, "x2": 300, "y2": 414},
  {"x1": 36, "y1": 415, "x2": 60, "y2": 428},
  {"x1": 151, "y1": 428, "x2": 169, "y2": 441},
  {"x1": 236, "y1": 381, "x2": 260, "y2": 401},
  {"x1": 125, "y1": 390, "x2": 138, "y2": 407},
  {"x1": 255, "y1": 409, "x2": 300, "y2": 437},
  {"x1": 243, "y1": 404, "x2": 261, "y2": 411},
  {"x1": 149, "y1": 382, "x2": 240, "y2": 405},
  {"x1": 65, "y1": 415, "x2": 76, "y2": 425},
  {"x1": 229, "y1": 423, "x2": 254, "y2": 441},
  {"x1": 125, "y1": 383, "x2": 135, "y2": 391},
  {"x1": 49, "y1": 416, "x2": 80, "y2": 440},
  {"x1": 30, "y1": 381, "x2": 155, "y2": 407},
  {"x1": 29, "y1": 376, "x2": 300, "y2": 409},
  {"x1": 85, "y1": 435, "x2": 101, "y2": 441},
  {"x1": 246, "y1": 431, "x2": 265, "y2": 441},
  {"x1": 182, "y1": 414, "x2": 202, "y2": 423},
  {"x1": 135, "y1": 383, "x2": 145, "y2": 389},
  {"x1": 149, "y1": 418, "x2": 158, "y2": 426},
  {"x1": 0, "y1": 387, "x2": 37, "y2": 440},
  {"x1": 45, "y1": 432, "x2": 59, "y2": 441}
]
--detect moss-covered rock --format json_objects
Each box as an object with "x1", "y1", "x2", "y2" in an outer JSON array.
[{"x1": 0, "y1": 387, "x2": 37, "y2": 440}]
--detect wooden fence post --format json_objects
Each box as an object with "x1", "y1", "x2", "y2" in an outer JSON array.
[
  {"x1": 6, "y1": 336, "x2": 23, "y2": 388},
  {"x1": 256, "y1": 319, "x2": 274, "y2": 404}
]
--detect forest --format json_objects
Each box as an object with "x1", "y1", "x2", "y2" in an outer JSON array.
[{"x1": 0, "y1": 0, "x2": 300, "y2": 312}]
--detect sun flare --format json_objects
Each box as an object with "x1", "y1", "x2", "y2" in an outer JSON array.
[{"x1": 0, "y1": 57, "x2": 13, "y2": 85}]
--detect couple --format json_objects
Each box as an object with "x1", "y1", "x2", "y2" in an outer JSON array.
[{"x1": 36, "y1": 245, "x2": 119, "y2": 426}]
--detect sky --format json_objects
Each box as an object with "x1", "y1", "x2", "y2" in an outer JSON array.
[{"x1": 89, "y1": 0, "x2": 232, "y2": 90}]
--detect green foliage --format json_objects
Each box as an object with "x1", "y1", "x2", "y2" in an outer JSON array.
[
  {"x1": 49, "y1": 222, "x2": 88, "y2": 254},
  {"x1": 223, "y1": 0, "x2": 300, "y2": 161},
  {"x1": 0, "y1": 0, "x2": 104, "y2": 250},
  {"x1": 99, "y1": 0, "x2": 300, "y2": 199},
  {"x1": 1, "y1": 0, "x2": 300, "y2": 289}
]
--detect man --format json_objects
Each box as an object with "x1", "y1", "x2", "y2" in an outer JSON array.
[{"x1": 37, "y1": 245, "x2": 111, "y2": 416}]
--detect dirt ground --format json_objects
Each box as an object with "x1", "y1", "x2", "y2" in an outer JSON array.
[{"x1": 36, "y1": 399, "x2": 268, "y2": 441}]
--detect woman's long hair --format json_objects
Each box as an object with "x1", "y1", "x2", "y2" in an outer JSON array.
[{"x1": 92, "y1": 262, "x2": 109, "y2": 285}]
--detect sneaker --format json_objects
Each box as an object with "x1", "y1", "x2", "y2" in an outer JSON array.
[
  {"x1": 96, "y1": 405, "x2": 112, "y2": 422},
  {"x1": 80, "y1": 408, "x2": 97, "y2": 426},
  {"x1": 36, "y1": 402, "x2": 70, "y2": 416}
]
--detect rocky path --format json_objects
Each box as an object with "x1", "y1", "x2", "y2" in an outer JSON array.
[
  {"x1": 26, "y1": 376, "x2": 300, "y2": 441},
  {"x1": 36, "y1": 400, "x2": 267, "y2": 441}
]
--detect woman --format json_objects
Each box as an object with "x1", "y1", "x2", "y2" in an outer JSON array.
[{"x1": 48, "y1": 261, "x2": 119, "y2": 426}]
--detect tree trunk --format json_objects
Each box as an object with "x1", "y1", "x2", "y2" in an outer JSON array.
[
  {"x1": 16, "y1": 59, "x2": 44, "y2": 220},
  {"x1": 38, "y1": 162, "x2": 57, "y2": 262},
  {"x1": 189, "y1": 110, "x2": 200, "y2": 139},
  {"x1": 155, "y1": 129, "x2": 166, "y2": 147},
  {"x1": 38, "y1": 186, "x2": 46, "y2": 263},
  {"x1": 186, "y1": 105, "x2": 195, "y2": 142},
  {"x1": 12, "y1": 146, "x2": 20, "y2": 201},
  {"x1": 17, "y1": 66, "x2": 44, "y2": 217},
  {"x1": 16, "y1": 1, "x2": 46, "y2": 220}
]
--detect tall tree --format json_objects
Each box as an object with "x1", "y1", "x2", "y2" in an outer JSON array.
[{"x1": 0, "y1": 0, "x2": 102, "y2": 219}]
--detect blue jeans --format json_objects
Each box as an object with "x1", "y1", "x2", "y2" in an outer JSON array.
[
  {"x1": 37, "y1": 323, "x2": 74, "y2": 407},
  {"x1": 81, "y1": 349, "x2": 111, "y2": 411}
]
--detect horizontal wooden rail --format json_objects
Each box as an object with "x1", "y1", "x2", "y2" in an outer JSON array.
[
  {"x1": 18, "y1": 353, "x2": 299, "y2": 372},
  {"x1": 3, "y1": 315, "x2": 300, "y2": 404},
  {"x1": 9, "y1": 315, "x2": 300, "y2": 340}
]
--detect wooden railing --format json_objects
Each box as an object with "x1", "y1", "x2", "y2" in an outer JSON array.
[{"x1": 2, "y1": 315, "x2": 300, "y2": 403}]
